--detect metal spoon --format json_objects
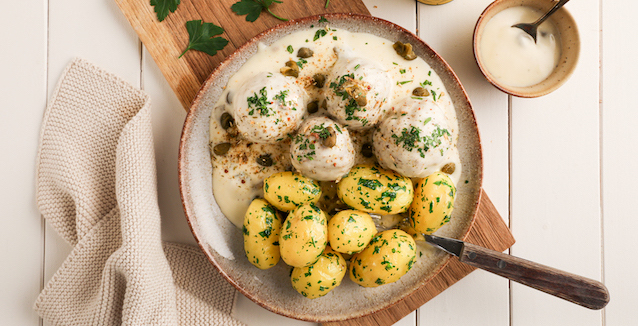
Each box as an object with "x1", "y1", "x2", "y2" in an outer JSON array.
[{"x1": 511, "y1": 0, "x2": 570, "y2": 43}]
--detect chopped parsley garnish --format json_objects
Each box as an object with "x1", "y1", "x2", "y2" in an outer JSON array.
[
  {"x1": 358, "y1": 178, "x2": 383, "y2": 190},
  {"x1": 286, "y1": 45, "x2": 293, "y2": 53},
  {"x1": 328, "y1": 73, "x2": 366, "y2": 124},
  {"x1": 397, "y1": 80, "x2": 413, "y2": 85},
  {"x1": 310, "y1": 123, "x2": 330, "y2": 139},
  {"x1": 354, "y1": 64, "x2": 361, "y2": 70},
  {"x1": 318, "y1": 16, "x2": 329, "y2": 23},
  {"x1": 420, "y1": 80, "x2": 432, "y2": 87},
  {"x1": 313, "y1": 29, "x2": 328, "y2": 41},
  {"x1": 246, "y1": 87, "x2": 271, "y2": 116},
  {"x1": 430, "y1": 89, "x2": 439, "y2": 100},
  {"x1": 296, "y1": 58, "x2": 308, "y2": 69},
  {"x1": 273, "y1": 89, "x2": 288, "y2": 105},
  {"x1": 399, "y1": 69, "x2": 406, "y2": 74},
  {"x1": 391, "y1": 125, "x2": 450, "y2": 158}
]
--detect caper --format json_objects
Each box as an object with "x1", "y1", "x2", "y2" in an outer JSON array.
[
  {"x1": 412, "y1": 87, "x2": 429, "y2": 97},
  {"x1": 213, "y1": 143, "x2": 231, "y2": 156},
  {"x1": 322, "y1": 127, "x2": 337, "y2": 148},
  {"x1": 321, "y1": 100, "x2": 327, "y2": 110},
  {"x1": 361, "y1": 143, "x2": 373, "y2": 158},
  {"x1": 312, "y1": 73, "x2": 326, "y2": 88},
  {"x1": 307, "y1": 100, "x2": 319, "y2": 114},
  {"x1": 256, "y1": 154, "x2": 273, "y2": 167},
  {"x1": 226, "y1": 91, "x2": 233, "y2": 104},
  {"x1": 220, "y1": 112, "x2": 234, "y2": 130},
  {"x1": 297, "y1": 47, "x2": 314, "y2": 58},
  {"x1": 441, "y1": 163, "x2": 456, "y2": 175},
  {"x1": 354, "y1": 93, "x2": 367, "y2": 107},
  {"x1": 345, "y1": 83, "x2": 367, "y2": 107},
  {"x1": 280, "y1": 60, "x2": 299, "y2": 77},
  {"x1": 393, "y1": 41, "x2": 417, "y2": 60}
]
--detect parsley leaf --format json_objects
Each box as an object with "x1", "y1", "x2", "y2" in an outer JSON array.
[
  {"x1": 150, "y1": 0, "x2": 180, "y2": 22},
  {"x1": 231, "y1": 0, "x2": 288, "y2": 22},
  {"x1": 179, "y1": 20, "x2": 229, "y2": 58}
]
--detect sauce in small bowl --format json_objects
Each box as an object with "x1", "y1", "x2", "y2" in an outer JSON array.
[{"x1": 474, "y1": 0, "x2": 580, "y2": 97}]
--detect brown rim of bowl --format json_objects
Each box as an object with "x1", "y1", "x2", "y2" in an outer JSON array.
[
  {"x1": 179, "y1": 12, "x2": 483, "y2": 322},
  {"x1": 472, "y1": 0, "x2": 580, "y2": 98}
]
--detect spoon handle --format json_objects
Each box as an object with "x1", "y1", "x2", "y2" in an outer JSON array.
[
  {"x1": 534, "y1": 0, "x2": 571, "y2": 26},
  {"x1": 459, "y1": 242, "x2": 609, "y2": 310}
]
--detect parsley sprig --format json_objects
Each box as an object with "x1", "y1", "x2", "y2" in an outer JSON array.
[
  {"x1": 232, "y1": 0, "x2": 288, "y2": 22},
  {"x1": 150, "y1": 0, "x2": 180, "y2": 22},
  {"x1": 179, "y1": 20, "x2": 229, "y2": 58}
]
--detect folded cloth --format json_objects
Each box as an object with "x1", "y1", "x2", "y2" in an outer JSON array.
[{"x1": 35, "y1": 59, "x2": 245, "y2": 326}]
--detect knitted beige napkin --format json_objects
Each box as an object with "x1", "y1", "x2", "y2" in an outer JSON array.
[{"x1": 35, "y1": 59, "x2": 245, "y2": 326}]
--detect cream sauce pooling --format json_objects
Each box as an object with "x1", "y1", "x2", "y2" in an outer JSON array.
[
  {"x1": 479, "y1": 6, "x2": 561, "y2": 87},
  {"x1": 210, "y1": 24, "x2": 461, "y2": 228}
]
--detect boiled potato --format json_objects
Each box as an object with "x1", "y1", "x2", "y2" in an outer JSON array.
[
  {"x1": 408, "y1": 172, "x2": 456, "y2": 235},
  {"x1": 279, "y1": 203, "x2": 328, "y2": 267},
  {"x1": 349, "y1": 229, "x2": 416, "y2": 287},
  {"x1": 243, "y1": 199, "x2": 282, "y2": 269},
  {"x1": 264, "y1": 171, "x2": 322, "y2": 212},
  {"x1": 337, "y1": 165, "x2": 413, "y2": 215},
  {"x1": 291, "y1": 246, "x2": 346, "y2": 299},
  {"x1": 328, "y1": 210, "x2": 377, "y2": 254}
]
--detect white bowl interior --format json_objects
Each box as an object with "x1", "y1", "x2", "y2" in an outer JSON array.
[{"x1": 180, "y1": 14, "x2": 483, "y2": 322}]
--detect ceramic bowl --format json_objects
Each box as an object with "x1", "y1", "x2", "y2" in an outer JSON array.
[
  {"x1": 473, "y1": 0, "x2": 580, "y2": 97},
  {"x1": 179, "y1": 13, "x2": 483, "y2": 322}
]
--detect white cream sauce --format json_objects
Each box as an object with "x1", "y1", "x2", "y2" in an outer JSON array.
[
  {"x1": 210, "y1": 22, "x2": 461, "y2": 228},
  {"x1": 479, "y1": 6, "x2": 561, "y2": 87}
]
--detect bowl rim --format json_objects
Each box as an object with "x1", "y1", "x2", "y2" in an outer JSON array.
[
  {"x1": 178, "y1": 12, "x2": 483, "y2": 322},
  {"x1": 472, "y1": 0, "x2": 581, "y2": 98}
]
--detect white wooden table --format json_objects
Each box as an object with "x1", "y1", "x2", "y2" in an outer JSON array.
[{"x1": 1, "y1": 0, "x2": 636, "y2": 325}]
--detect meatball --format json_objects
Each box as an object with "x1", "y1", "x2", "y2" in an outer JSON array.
[
  {"x1": 290, "y1": 116, "x2": 355, "y2": 181},
  {"x1": 232, "y1": 72, "x2": 307, "y2": 143},
  {"x1": 324, "y1": 54, "x2": 393, "y2": 130},
  {"x1": 373, "y1": 98, "x2": 452, "y2": 178}
]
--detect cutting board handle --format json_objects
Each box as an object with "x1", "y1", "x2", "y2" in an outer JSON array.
[{"x1": 459, "y1": 242, "x2": 610, "y2": 310}]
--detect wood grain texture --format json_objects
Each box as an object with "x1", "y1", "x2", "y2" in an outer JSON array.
[
  {"x1": 459, "y1": 242, "x2": 609, "y2": 310},
  {"x1": 114, "y1": 0, "x2": 369, "y2": 109},
  {"x1": 114, "y1": 1, "x2": 515, "y2": 325},
  {"x1": 324, "y1": 192, "x2": 515, "y2": 326}
]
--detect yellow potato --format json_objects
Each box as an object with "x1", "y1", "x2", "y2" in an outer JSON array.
[
  {"x1": 264, "y1": 171, "x2": 322, "y2": 212},
  {"x1": 349, "y1": 229, "x2": 416, "y2": 287},
  {"x1": 408, "y1": 172, "x2": 456, "y2": 235},
  {"x1": 337, "y1": 165, "x2": 413, "y2": 215},
  {"x1": 291, "y1": 246, "x2": 346, "y2": 299},
  {"x1": 243, "y1": 199, "x2": 282, "y2": 269},
  {"x1": 328, "y1": 210, "x2": 377, "y2": 254},
  {"x1": 279, "y1": 203, "x2": 328, "y2": 267}
]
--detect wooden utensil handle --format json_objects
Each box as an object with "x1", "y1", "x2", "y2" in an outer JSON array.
[{"x1": 459, "y1": 242, "x2": 609, "y2": 310}]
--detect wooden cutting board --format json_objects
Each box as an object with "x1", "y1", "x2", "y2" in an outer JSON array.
[{"x1": 114, "y1": 1, "x2": 515, "y2": 325}]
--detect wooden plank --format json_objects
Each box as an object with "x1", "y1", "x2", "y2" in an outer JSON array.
[
  {"x1": 0, "y1": 0, "x2": 47, "y2": 324},
  {"x1": 601, "y1": 0, "x2": 638, "y2": 324},
  {"x1": 114, "y1": 0, "x2": 370, "y2": 109},
  {"x1": 416, "y1": 1, "x2": 511, "y2": 325},
  {"x1": 364, "y1": 0, "x2": 417, "y2": 34},
  {"x1": 509, "y1": 0, "x2": 602, "y2": 324},
  {"x1": 43, "y1": 0, "x2": 143, "y2": 325}
]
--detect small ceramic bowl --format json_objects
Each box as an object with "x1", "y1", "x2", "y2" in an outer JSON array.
[
  {"x1": 473, "y1": 0, "x2": 580, "y2": 97},
  {"x1": 179, "y1": 13, "x2": 483, "y2": 322}
]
